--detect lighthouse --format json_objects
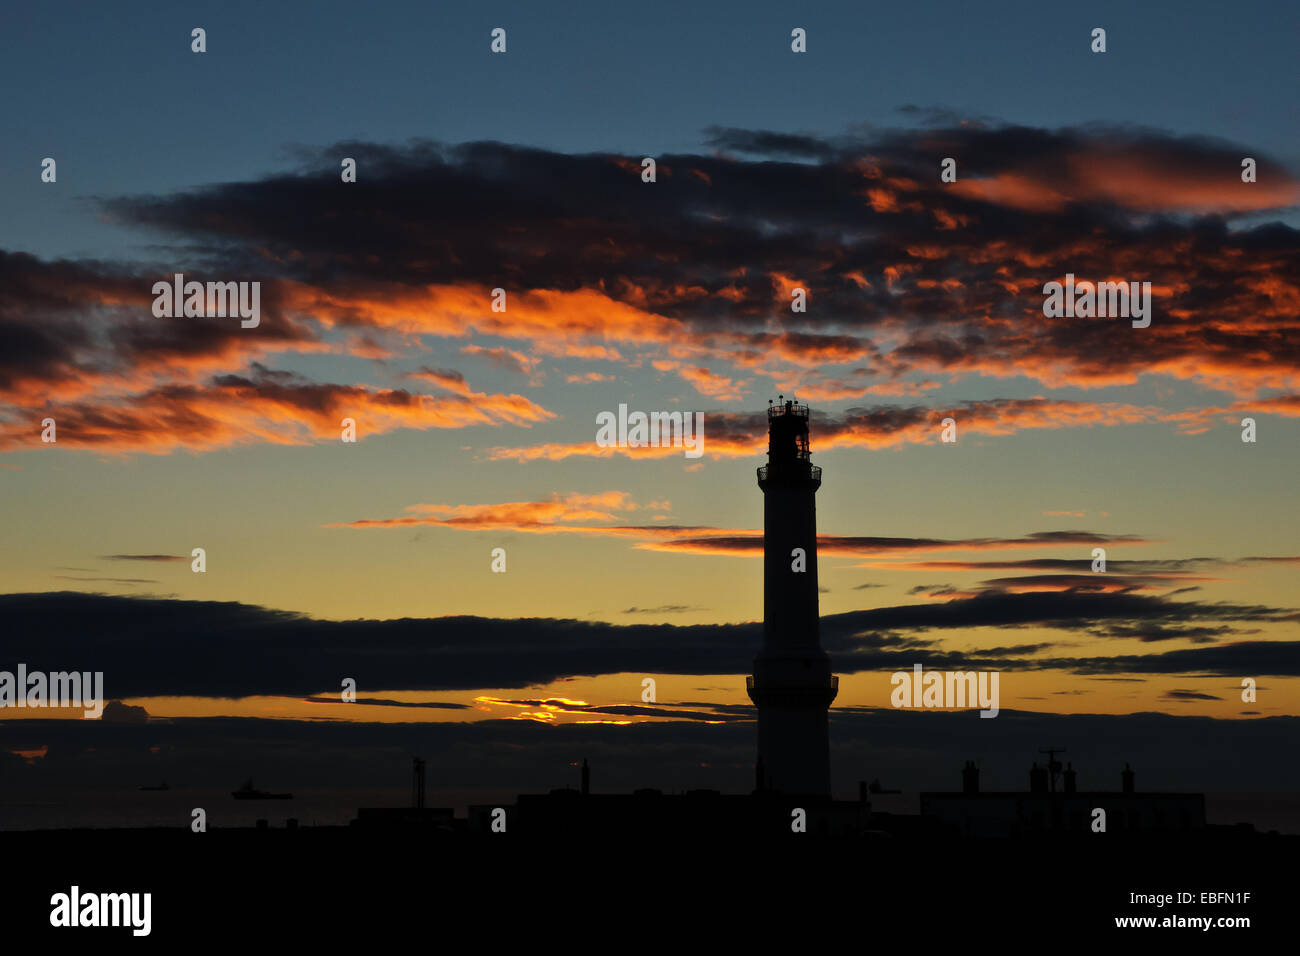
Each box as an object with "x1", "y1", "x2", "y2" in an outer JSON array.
[{"x1": 747, "y1": 398, "x2": 838, "y2": 797}]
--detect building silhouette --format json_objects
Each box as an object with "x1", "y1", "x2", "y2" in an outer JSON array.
[
  {"x1": 921, "y1": 760, "x2": 1206, "y2": 838},
  {"x1": 748, "y1": 399, "x2": 838, "y2": 796}
]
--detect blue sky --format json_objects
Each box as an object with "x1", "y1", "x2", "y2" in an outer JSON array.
[{"x1": 5, "y1": 0, "x2": 1298, "y2": 258}]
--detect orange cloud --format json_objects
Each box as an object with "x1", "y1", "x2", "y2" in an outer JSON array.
[
  {"x1": 950, "y1": 149, "x2": 1300, "y2": 214},
  {"x1": 326, "y1": 492, "x2": 734, "y2": 541},
  {"x1": 677, "y1": 366, "x2": 748, "y2": 400},
  {"x1": 487, "y1": 398, "x2": 1168, "y2": 463},
  {"x1": 0, "y1": 375, "x2": 554, "y2": 454}
]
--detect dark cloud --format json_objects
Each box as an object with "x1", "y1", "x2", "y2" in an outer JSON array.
[
  {"x1": 301, "y1": 696, "x2": 469, "y2": 710},
  {"x1": 1045, "y1": 642, "x2": 1300, "y2": 677},
  {"x1": 1163, "y1": 689, "x2": 1224, "y2": 701},
  {"x1": 975, "y1": 643, "x2": 1058, "y2": 657},
  {"x1": 101, "y1": 554, "x2": 187, "y2": 562},
  {"x1": 101, "y1": 700, "x2": 149, "y2": 723},
  {"x1": 621, "y1": 605, "x2": 697, "y2": 615},
  {"x1": 1087, "y1": 622, "x2": 1242, "y2": 643},
  {"x1": 821, "y1": 591, "x2": 1296, "y2": 674},
  {"x1": 0, "y1": 591, "x2": 760, "y2": 696},
  {"x1": 1, "y1": 591, "x2": 1295, "y2": 702},
  {"x1": 650, "y1": 525, "x2": 1148, "y2": 556},
  {"x1": 703, "y1": 126, "x2": 844, "y2": 161},
  {"x1": 54, "y1": 576, "x2": 159, "y2": 584},
  {"x1": 979, "y1": 575, "x2": 1179, "y2": 591},
  {"x1": 886, "y1": 558, "x2": 1224, "y2": 572},
  {"x1": 90, "y1": 126, "x2": 1300, "y2": 404}
]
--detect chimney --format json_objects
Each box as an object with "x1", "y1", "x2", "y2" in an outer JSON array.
[
  {"x1": 581, "y1": 758, "x2": 590, "y2": 796},
  {"x1": 1122, "y1": 762, "x2": 1135, "y2": 794},
  {"x1": 1063, "y1": 762, "x2": 1077, "y2": 794},
  {"x1": 1029, "y1": 762, "x2": 1048, "y2": 794},
  {"x1": 962, "y1": 760, "x2": 980, "y2": 794}
]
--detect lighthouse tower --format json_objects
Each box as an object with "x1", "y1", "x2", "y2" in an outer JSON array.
[{"x1": 747, "y1": 399, "x2": 838, "y2": 797}]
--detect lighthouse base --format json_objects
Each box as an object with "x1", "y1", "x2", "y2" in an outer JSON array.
[{"x1": 747, "y1": 659, "x2": 838, "y2": 798}]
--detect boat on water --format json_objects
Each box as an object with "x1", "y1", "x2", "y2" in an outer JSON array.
[
  {"x1": 139, "y1": 781, "x2": 170, "y2": 791},
  {"x1": 231, "y1": 778, "x2": 293, "y2": 800}
]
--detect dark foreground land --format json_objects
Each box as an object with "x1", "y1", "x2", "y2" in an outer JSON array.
[{"x1": 4, "y1": 825, "x2": 1291, "y2": 941}]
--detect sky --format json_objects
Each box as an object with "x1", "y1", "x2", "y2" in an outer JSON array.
[{"x1": 1, "y1": 1, "x2": 1298, "y2": 812}]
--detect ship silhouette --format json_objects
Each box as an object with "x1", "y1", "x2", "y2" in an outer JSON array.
[
  {"x1": 231, "y1": 778, "x2": 292, "y2": 800},
  {"x1": 138, "y1": 781, "x2": 170, "y2": 791}
]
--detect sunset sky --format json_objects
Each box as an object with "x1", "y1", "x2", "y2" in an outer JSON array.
[{"x1": 2, "y1": 0, "x2": 1298, "y2": 806}]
